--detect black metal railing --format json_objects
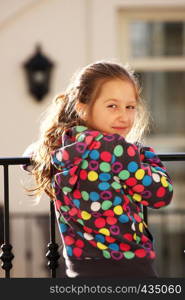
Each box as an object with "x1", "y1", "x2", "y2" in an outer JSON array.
[
  {"x1": 1, "y1": 209, "x2": 184, "y2": 278},
  {"x1": 0, "y1": 157, "x2": 60, "y2": 278},
  {"x1": 0, "y1": 153, "x2": 185, "y2": 278}
]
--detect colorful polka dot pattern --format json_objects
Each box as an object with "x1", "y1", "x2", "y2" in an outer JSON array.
[{"x1": 51, "y1": 126, "x2": 173, "y2": 261}]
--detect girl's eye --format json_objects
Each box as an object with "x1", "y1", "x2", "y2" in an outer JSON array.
[
  {"x1": 107, "y1": 104, "x2": 117, "y2": 108},
  {"x1": 107, "y1": 105, "x2": 136, "y2": 109},
  {"x1": 126, "y1": 106, "x2": 136, "y2": 109}
]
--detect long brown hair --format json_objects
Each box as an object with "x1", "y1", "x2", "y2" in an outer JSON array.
[{"x1": 25, "y1": 60, "x2": 151, "y2": 201}]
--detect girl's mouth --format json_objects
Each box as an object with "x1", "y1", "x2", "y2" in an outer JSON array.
[{"x1": 112, "y1": 127, "x2": 127, "y2": 130}]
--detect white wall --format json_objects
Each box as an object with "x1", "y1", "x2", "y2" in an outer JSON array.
[{"x1": 0, "y1": 0, "x2": 89, "y2": 213}]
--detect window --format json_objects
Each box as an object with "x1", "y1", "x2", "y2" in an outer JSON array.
[
  {"x1": 118, "y1": 9, "x2": 185, "y2": 145},
  {"x1": 138, "y1": 71, "x2": 185, "y2": 136}
]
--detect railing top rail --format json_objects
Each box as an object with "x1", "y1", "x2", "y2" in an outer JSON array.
[
  {"x1": 157, "y1": 153, "x2": 185, "y2": 161},
  {"x1": 0, "y1": 153, "x2": 185, "y2": 165},
  {"x1": 0, "y1": 157, "x2": 30, "y2": 165}
]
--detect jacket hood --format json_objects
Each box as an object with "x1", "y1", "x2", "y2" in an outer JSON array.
[
  {"x1": 50, "y1": 125, "x2": 143, "y2": 192},
  {"x1": 51, "y1": 125, "x2": 106, "y2": 189}
]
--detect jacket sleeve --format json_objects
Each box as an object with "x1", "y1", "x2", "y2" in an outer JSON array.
[
  {"x1": 136, "y1": 145, "x2": 173, "y2": 208},
  {"x1": 110, "y1": 136, "x2": 173, "y2": 209},
  {"x1": 86, "y1": 132, "x2": 173, "y2": 209}
]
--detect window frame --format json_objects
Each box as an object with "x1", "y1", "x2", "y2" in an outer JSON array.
[{"x1": 118, "y1": 8, "x2": 185, "y2": 71}]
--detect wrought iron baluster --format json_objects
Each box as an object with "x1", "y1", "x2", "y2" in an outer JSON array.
[
  {"x1": 46, "y1": 200, "x2": 60, "y2": 278},
  {"x1": 0, "y1": 164, "x2": 14, "y2": 278}
]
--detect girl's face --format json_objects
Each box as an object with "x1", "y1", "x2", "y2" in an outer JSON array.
[{"x1": 84, "y1": 79, "x2": 137, "y2": 138}]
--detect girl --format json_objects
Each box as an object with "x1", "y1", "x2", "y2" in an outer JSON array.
[{"x1": 22, "y1": 61, "x2": 173, "y2": 278}]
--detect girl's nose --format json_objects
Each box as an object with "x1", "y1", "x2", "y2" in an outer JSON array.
[{"x1": 117, "y1": 109, "x2": 129, "y2": 122}]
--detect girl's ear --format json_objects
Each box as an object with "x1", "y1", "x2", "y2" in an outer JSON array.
[{"x1": 75, "y1": 101, "x2": 87, "y2": 120}]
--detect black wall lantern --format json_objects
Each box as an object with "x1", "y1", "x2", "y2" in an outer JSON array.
[{"x1": 23, "y1": 45, "x2": 54, "y2": 101}]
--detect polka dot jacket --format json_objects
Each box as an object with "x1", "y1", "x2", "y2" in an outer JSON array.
[
  {"x1": 51, "y1": 126, "x2": 173, "y2": 261},
  {"x1": 50, "y1": 126, "x2": 173, "y2": 261}
]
